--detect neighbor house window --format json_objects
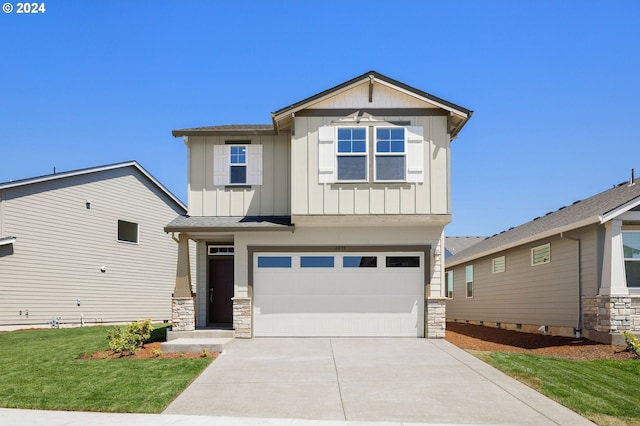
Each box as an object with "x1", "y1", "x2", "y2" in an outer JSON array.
[
  {"x1": 465, "y1": 265, "x2": 473, "y2": 298},
  {"x1": 492, "y1": 256, "x2": 506, "y2": 274},
  {"x1": 446, "y1": 270, "x2": 454, "y2": 298},
  {"x1": 336, "y1": 128, "x2": 367, "y2": 182},
  {"x1": 229, "y1": 145, "x2": 247, "y2": 184},
  {"x1": 117, "y1": 220, "x2": 138, "y2": 244},
  {"x1": 531, "y1": 243, "x2": 551, "y2": 266},
  {"x1": 375, "y1": 127, "x2": 405, "y2": 181},
  {"x1": 623, "y1": 231, "x2": 640, "y2": 287}
]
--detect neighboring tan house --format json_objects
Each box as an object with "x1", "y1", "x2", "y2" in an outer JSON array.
[
  {"x1": 166, "y1": 71, "x2": 472, "y2": 338},
  {"x1": 0, "y1": 161, "x2": 191, "y2": 329},
  {"x1": 445, "y1": 176, "x2": 640, "y2": 344}
]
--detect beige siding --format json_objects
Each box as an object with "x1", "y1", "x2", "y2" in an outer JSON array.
[
  {"x1": 310, "y1": 80, "x2": 434, "y2": 109},
  {"x1": 0, "y1": 167, "x2": 185, "y2": 328},
  {"x1": 291, "y1": 116, "x2": 449, "y2": 216},
  {"x1": 446, "y1": 229, "x2": 601, "y2": 329},
  {"x1": 187, "y1": 134, "x2": 290, "y2": 217}
]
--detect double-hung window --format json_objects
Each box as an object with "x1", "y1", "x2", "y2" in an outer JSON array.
[
  {"x1": 229, "y1": 145, "x2": 247, "y2": 184},
  {"x1": 375, "y1": 127, "x2": 405, "y2": 181},
  {"x1": 465, "y1": 265, "x2": 473, "y2": 298},
  {"x1": 336, "y1": 128, "x2": 367, "y2": 182},
  {"x1": 623, "y1": 231, "x2": 640, "y2": 287},
  {"x1": 213, "y1": 144, "x2": 263, "y2": 186}
]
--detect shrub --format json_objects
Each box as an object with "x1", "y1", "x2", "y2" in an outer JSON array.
[
  {"x1": 107, "y1": 319, "x2": 154, "y2": 356},
  {"x1": 200, "y1": 348, "x2": 209, "y2": 358},
  {"x1": 622, "y1": 331, "x2": 640, "y2": 357},
  {"x1": 151, "y1": 349, "x2": 162, "y2": 358}
]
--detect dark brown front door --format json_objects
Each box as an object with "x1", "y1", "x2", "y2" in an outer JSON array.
[{"x1": 208, "y1": 257, "x2": 234, "y2": 324}]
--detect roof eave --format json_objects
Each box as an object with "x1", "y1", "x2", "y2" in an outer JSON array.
[
  {"x1": 599, "y1": 194, "x2": 640, "y2": 223},
  {"x1": 172, "y1": 128, "x2": 276, "y2": 137},
  {"x1": 445, "y1": 216, "x2": 600, "y2": 268}
]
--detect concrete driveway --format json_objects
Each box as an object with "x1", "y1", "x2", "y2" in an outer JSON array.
[{"x1": 164, "y1": 338, "x2": 593, "y2": 425}]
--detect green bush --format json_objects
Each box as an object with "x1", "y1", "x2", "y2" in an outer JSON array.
[
  {"x1": 622, "y1": 331, "x2": 640, "y2": 357},
  {"x1": 107, "y1": 319, "x2": 154, "y2": 356}
]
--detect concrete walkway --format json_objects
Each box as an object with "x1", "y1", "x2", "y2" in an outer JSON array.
[{"x1": 163, "y1": 338, "x2": 594, "y2": 425}]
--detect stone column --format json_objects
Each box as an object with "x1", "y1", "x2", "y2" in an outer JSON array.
[
  {"x1": 232, "y1": 297, "x2": 252, "y2": 338},
  {"x1": 426, "y1": 297, "x2": 447, "y2": 338},
  {"x1": 172, "y1": 232, "x2": 195, "y2": 331}
]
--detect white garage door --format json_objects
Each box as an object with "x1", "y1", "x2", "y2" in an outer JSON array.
[{"x1": 253, "y1": 251, "x2": 424, "y2": 337}]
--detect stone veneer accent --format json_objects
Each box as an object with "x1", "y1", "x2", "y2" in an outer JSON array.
[
  {"x1": 172, "y1": 297, "x2": 195, "y2": 331},
  {"x1": 582, "y1": 295, "x2": 640, "y2": 344},
  {"x1": 232, "y1": 297, "x2": 252, "y2": 338},
  {"x1": 427, "y1": 298, "x2": 447, "y2": 338}
]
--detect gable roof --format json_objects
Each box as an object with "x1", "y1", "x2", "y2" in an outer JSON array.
[
  {"x1": 271, "y1": 71, "x2": 472, "y2": 137},
  {"x1": 445, "y1": 236, "x2": 486, "y2": 258},
  {"x1": 0, "y1": 161, "x2": 186, "y2": 212},
  {"x1": 172, "y1": 71, "x2": 473, "y2": 138},
  {"x1": 446, "y1": 178, "x2": 640, "y2": 267}
]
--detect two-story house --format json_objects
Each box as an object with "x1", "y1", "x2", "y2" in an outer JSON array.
[{"x1": 165, "y1": 71, "x2": 472, "y2": 338}]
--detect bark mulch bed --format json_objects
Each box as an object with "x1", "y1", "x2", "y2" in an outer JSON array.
[
  {"x1": 445, "y1": 322, "x2": 637, "y2": 360},
  {"x1": 79, "y1": 341, "x2": 218, "y2": 360}
]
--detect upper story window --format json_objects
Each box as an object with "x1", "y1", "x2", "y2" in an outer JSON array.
[
  {"x1": 337, "y1": 128, "x2": 368, "y2": 182},
  {"x1": 213, "y1": 144, "x2": 263, "y2": 186},
  {"x1": 375, "y1": 128, "x2": 405, "y2": 182},
  {"x1": 623, "y1": 231, "x2": 640, "y2": 287},
  {"x1": 229, "y1": 146, "x2": 247, "y2": 184},
  {"x1": 318, "y1": 125, "x2": 424, "y2": 184}
]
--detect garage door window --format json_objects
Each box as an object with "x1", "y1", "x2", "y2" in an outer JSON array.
[
  {"x1": 257, "y1": 256, "x2": 292, "y2": 268},
  {"x1": 343, "y1": 256, "x2": 377, "y2": 268},
  {"x1": 386, "y1": 256, "x2": 420, "y2": 267},
  {"x1": 300, "y1": 256, "x2": 334, "y2": 268}
]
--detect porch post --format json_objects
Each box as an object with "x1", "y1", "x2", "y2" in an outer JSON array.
[
  {"x1": 172, "y1": 232, "x2": 195, "y2": 331},
  {"x1": 600, "y1": 219, "x2": 629, "y2": 296}
]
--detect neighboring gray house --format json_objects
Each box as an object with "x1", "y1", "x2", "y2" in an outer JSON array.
[
  {"x1": 445, "y1": 177, "x2": 640, "y2": 344},
  {"x1": 444, "y1": 236, "x2": 485, "y2": 258},
  {"x1": 0, "y1": 161, "x2": 190, "y2": 329},
  {"x1": 166, "y1": 71, "x2": 472, "y2": 338}
]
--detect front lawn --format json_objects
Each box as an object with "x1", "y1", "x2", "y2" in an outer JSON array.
[
  {"x1": 476, "y1": 352, "x2": 640, "y2": 426},
  {"x1": 0, "y1": 325, "x2": 212, "y2": 413}
]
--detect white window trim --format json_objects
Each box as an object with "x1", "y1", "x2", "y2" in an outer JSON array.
[
  {"x1": 335, "y1": 127, "x2": 369, "y2": 183},
  {"x1": 229, "y1": 146, "x2": 247, "y2": 185},
  {"x1": 317, "y1": 125, "x2": 424, "y2": 184},
  {"x1": 465, "y1": 265, "x2": 473, "y2": 298},
  {"x1": 213, "y1": 144, "x2": 263, "y2": 186},
  {"x1": 531, "y1": 243, "x2": 551, "y2": 266},
  {"x1": 374, "y1": 126, "x2": 406, "y2": 183},
  {"x1": 492, "y1": 256, "x2": 506, "y2": 274}
]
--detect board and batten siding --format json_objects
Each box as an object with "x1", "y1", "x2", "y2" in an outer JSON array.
[
  {"x1": 446, "y1": 227, "x2": 599, "y2": 329},
  {"x1": 0, "y1": 166, "x2": 189, "y2": 328},
  {"x1": 291, "y1": 115, "x2": 449, "y2": 216},
  {"x1": 187, "y1": 134, "x2": 291, "y2": 217}
]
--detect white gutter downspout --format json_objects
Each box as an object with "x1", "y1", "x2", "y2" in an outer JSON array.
[{"x1": 561, "y1": 232, "x2": 582, "y2": 337}]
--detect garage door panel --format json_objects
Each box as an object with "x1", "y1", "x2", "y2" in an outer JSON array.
[{"x1": 254, "y1": 252, "x2": 424, "y2": 337}]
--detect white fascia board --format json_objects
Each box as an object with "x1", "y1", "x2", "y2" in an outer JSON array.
[
  {"x1": 445, "y1": 216, "x2": 600, "y2": 268},
  {"x1": 600, "y1": 195, "x2": 640, "y2": 224},
  {"x1": 374, "y1": 79, "x2": 470, "y2": 119}
]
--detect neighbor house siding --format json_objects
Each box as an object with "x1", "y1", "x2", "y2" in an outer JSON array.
[
  {"x1": 291, "y1": 115, "x2": 449, "y2": 216},
  {"x1": 447, "y1": 233, "x2": 591, "y2": 328},
  {"x1": 187, "y1": 134, "x2": 291, "y2": 217},
  {"x1": 0, "y1": 166, "x2": 185, "y2": 327}
]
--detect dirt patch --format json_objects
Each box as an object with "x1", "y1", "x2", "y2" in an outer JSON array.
[
  {"x1": 445, "y1": 322, "x2": 637, "y2": 360},
  {"x1": 78, "y1": 341, "x2": 218, "y2": 360}
]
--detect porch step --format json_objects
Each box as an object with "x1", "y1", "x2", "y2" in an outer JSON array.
[
  {"x1": 160, "y1": 337, "x2": 234, "y2": 354},
  {"x1": 166, "y1": 329, "x2": 235, "y2": 340}
]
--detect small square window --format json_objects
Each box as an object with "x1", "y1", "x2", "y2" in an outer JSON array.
[
  {"x1": 118, "y1": 220, "x2": 138, "y2": 244},
  {"x1": 531, "y1": 244, "x2": 551, "y2": 266},
  {"x1": 492, "y1": 256, "x2": 506, "y2": 274}
]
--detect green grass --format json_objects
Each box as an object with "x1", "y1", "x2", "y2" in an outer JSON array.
[
  {"x1": 0, "y1": 325, "x2": 212, "y2": 413},
  {"x1": 477, "y1": 352, "x2": 640, "y2": 426}
]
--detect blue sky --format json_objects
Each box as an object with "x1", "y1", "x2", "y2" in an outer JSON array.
[{"x1": 1, "y1": 1, "x2": 638, "y2": 236}]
